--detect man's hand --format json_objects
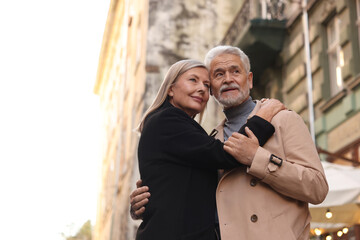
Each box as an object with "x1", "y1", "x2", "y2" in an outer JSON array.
[
  {"x1": 224, "y1": 127, "x2": 259, "y2": 166},
  {"x1": 256, "y1": 98, "x2": 285, "y2": 122},
  {"x1": 130, "y1": 180, "x2": 150, "y2": 220}
]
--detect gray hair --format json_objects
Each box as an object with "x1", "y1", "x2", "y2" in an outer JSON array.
[
  {"x1": 136, "y1": 59, "x2": 207, "y2": 133},
  {"x1": 204, "y1": 45, "x2": 251, "y2": 73}
]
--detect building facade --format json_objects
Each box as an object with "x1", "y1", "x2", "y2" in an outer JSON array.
[
  {"x1": 221, "y1": 0, "x2": 360, "y2": 238},
  {"x1": 221, "y1": 0, "x2": 360, "y2": 165},
  {"x1": 95, "y1": 0, "x2": 360, "y2": 239},
  {"x1": 93, "y1": 0, "x2": 148, "y2": 239}
]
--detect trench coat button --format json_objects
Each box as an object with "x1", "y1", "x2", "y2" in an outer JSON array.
[
  {"x1": 250, "y1": 179, "x2": 257, "y2": 187},
  {"x1": 251, "y1": 214, "x2": 258, "y2": 222}
]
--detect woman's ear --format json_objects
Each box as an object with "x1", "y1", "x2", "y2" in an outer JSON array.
[{"x1": 168, "y1": 86, "x2": 174, "y2": 97}]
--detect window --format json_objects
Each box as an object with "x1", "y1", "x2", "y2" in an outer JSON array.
[
  {"x1": 327, "y1": 16, "x2": 344, "y2": 96},
  {"x1": 357, "y1": 0, "x2": 360, "y2": 47}
]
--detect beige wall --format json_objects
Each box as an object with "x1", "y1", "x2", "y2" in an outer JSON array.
[{"x1": 94, "y1": 0, "x2": 148, "y2": 239}]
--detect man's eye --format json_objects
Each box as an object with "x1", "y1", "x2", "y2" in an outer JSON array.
[{"x1": 215, "y1": 73, "x2": 223, "y2": 78}]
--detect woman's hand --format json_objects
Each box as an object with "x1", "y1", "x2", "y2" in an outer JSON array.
[
  {"x1": 256, "y1": 98, "x2": 285, "y2": 122},
  {"x1": 224, "y1": 127, "x2": 259, "y2": 166},
  {"x1": 130, "y1": 180, "x2": 150, "y2": 220}
]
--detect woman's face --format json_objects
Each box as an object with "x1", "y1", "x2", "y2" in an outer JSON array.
[{"x1": 168, "y1": 67, "x2": 210, "y2": 117}]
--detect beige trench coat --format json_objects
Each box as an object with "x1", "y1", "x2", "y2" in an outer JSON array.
[{"x1": 214, "y1": 101, "x2": 328, "y2": 240}]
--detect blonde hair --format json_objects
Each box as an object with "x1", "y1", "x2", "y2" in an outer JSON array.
[{"x1": 136, "y1": 59, "x2": 207, "y2": 133}]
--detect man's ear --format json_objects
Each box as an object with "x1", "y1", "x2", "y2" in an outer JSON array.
[{"x1": 248, "y1": 72, "x2": 253, "y2": 90}]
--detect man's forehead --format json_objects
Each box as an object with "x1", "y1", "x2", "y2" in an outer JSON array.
[
  {"x1": 211, "y1": 58, "x2": 243, "y2": 72},
  {"x1": 213, "y1": 62, "x2": 240, "y2": 69},
  {"x1": 212, "y1": 53, "x2": 241, "y2": 63}
]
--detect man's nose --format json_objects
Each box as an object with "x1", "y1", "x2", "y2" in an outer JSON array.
[{"x1": 223, "y1": 71, "x2": 232, "y2": 83}]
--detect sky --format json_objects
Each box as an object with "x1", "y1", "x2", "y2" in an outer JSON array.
[{"x1": 0, "y1": 0, "x2": 110, "y2": 239}]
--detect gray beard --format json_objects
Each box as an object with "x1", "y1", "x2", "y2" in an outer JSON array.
[{"x1": 214, "y1": 89, "x2": 250, "y2": 108}]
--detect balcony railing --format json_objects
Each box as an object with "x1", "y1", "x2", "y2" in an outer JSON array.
[
  {"x1": 221, "y1": 0, "x2": 287, "y2": 45},
  {"x1": 261, "y1": 0, "x2": 287, "y2": 20}
]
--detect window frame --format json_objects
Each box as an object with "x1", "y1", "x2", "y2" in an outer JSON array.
[
  {"x1": 326, "y1": 15, "x2": 344, "y2": 96},
  {"x1": 356, "y1": 0, "x2": 360, "y2": 47}
]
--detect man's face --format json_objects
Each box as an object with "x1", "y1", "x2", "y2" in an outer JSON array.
[{"x1": 209, "y1": 53, "x2": 253, "y2": 109}]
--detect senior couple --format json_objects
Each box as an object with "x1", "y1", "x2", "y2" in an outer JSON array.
[{"x1": 131, "y1": 45, "x2": 328, "y2": 240}]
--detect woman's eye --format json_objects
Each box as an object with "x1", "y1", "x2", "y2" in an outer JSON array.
[
  {"x1": 204, "y1": 83, "x2": 210, "y2": 88},
  {"x1": 189, "y1": 78, "x2": 196, "y2": 82}
]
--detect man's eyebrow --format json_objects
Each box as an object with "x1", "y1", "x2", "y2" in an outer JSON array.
[
  {"x1": 229, "y1": 65, "x2": 240, "y2": 69},
  {"x1": 213, "y1": 67, "x2": 224, "y2": 73},
  {"x1": 213, "y1": 65, "x2": 240, "y2": 73}
]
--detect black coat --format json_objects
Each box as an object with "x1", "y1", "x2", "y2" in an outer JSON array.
[{"x1": 136, "y1": 100, "x2": 273, "y2": 240}]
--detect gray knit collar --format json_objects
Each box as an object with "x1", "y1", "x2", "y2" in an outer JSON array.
[{"x1": 223, "y1": 97, "x2": 255, "y2": 121}]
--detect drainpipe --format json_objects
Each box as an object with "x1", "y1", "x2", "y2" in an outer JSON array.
[{"x1": 302, "y1": 0, "x2": 315, "y2": 142}]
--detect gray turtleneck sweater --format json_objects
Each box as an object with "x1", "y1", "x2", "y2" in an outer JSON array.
[{"x1": 223, "y1": 97, "x2": 256, "y2": 141}]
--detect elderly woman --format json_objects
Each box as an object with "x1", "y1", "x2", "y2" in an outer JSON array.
[{"x1": 135, "y1": 59, "x2": 282, "y2": 240}]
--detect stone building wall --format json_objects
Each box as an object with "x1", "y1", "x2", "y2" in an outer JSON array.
[
  {"x1": 144, "y1": 0, "x2": 246, "y2": 132},
  {"x1": 94, "y1": 0, "x2": 148, "y2": 239}
]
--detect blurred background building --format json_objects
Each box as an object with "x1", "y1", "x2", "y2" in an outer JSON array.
[{"x1": 94, "y1": 0, "x2": 360, "y2": 239}]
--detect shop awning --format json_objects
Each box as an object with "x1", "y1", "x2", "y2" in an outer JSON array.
[{"x1": 310, "y1": 162, "x2": 360, "y2": 231}]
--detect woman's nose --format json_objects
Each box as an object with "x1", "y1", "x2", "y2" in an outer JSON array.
[{"x1": 198, "y1": 83, "x2": 207, "y2": 93}]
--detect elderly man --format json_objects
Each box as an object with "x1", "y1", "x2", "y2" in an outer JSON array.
[{"x1": 130, "y1": 45, "x2": 328, "y2": 240}]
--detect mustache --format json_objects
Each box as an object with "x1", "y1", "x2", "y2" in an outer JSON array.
[{"x1": 220, "y1": 83, "x2": 241, "y2": 93}]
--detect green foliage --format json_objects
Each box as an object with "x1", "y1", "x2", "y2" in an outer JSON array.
[{"x1": 63, "y1": 220, "x2": 92, "y2": 240}]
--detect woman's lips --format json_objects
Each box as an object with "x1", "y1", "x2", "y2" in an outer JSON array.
[{"x1": 191, "y1": 96, "x2": 203, "y2": 103}]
